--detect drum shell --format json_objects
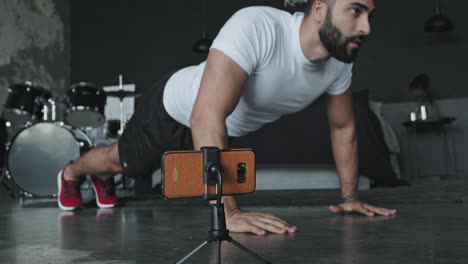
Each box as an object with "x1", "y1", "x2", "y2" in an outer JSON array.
[
  {"x1": 3, "y1": 83, "x2": 46, "y2": 123},
  {"x1": 67, "y1": 84, "x2": 106, "y2": 113},
  {"x1": 66, "y1": 83, "x2": 106, "y2": 128},
  {"x1": 5, "y1": 122, "x2": 92, "y2": 197}
]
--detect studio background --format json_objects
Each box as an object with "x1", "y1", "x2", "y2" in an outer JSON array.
[{"x1": 1, "y1": 0, "x2": 467, "y2": 181}]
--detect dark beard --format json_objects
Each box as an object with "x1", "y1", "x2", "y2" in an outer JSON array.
[{"x1": 318, "y1": 11, "x2": 365, "y2": 63}]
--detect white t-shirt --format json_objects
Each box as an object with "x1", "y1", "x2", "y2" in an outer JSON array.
[{"x1": 163, "y1": 6, "x2": 353, "y2": 137}]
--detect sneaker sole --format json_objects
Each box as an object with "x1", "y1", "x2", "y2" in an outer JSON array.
[
  {"x1": 89, "y1": 176, "x2": 117, "y2": 209},
  {"x1": 57, "y1": 170, "x2": 81, "y2": 211}
]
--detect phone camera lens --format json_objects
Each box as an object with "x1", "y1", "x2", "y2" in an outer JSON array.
[{"x1": 237, "y1": 163, "x2": 246, "y2": 183}]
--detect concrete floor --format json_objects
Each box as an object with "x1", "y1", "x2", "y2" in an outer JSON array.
[{"x1": 0, "y1": 179, "x2": 467, "y2": 264}]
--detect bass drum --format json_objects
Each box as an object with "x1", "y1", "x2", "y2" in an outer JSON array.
[{"x1": 5, "y1": 123, "x2": 92, "y2": 197}]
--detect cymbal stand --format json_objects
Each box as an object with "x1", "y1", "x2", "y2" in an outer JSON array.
[{"x1": 118, "y1": 74, "x2": 125, "y2": 136}]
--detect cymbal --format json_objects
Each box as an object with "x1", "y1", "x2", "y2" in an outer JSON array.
[{"x1": 106, "y1": 90, "x2": 141, "y2": 98}]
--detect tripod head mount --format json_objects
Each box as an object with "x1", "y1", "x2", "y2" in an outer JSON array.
[{"x1": 202, "y1": 147, "x2": 224, "y2": 203}]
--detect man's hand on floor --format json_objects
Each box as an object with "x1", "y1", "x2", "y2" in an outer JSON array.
[
  {"x1": 329, "y1": 200, "x2": 397, "y2": 216},
  {"x1": 226, "y1": 209, "x2": 297, "y2": 236}
]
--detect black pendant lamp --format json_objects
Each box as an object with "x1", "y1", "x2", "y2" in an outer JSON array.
[
  {"x1": 192, "y1": 0, "x2": 212, "y2": 53},
  {"x1": 424, "y1": 0, "x2": 454, "y2": 32},
  {"x1": 192, "y1": 31, "x2": 212, "y2": 53}
]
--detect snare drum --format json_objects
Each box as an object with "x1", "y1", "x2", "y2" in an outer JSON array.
[
  {"x1": 3, "y1": 82, "x2": 47, "y2": 125},
  {"x1": 66, "y1": 82, "x2": 106, "y2": 128},
  {"x1": 5, "y1": 122, "x2": 92, "y2": 197}
]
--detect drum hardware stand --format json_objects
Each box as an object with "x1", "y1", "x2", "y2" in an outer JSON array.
[
  {"x1": 0, "y1": 168, "x2": 16, "y2": 199},
  {"x1": 118, "y1": 75, "x2": 126, "y2": 190},
  {"x1": 41, "y1": 98, "x2": 57, "y2": 122},
  {"x1": 175, "y1": 147, "x2": 271, "y2": 264},
  {"x1": 106, "y1": 74, "x2": 141, "y2": 137},
  {"x1": 0, "y1": 167, "x2": 32, "y2": 200},
  {"x1": 1, "y1": 145, "x2": 19, "y2": 199},
  {"x1": 113, "y1": 173, "x2": 132, "y2": 191},
  {"x1": 117, "y1": 75, "x2": 125, "y2": 136},
  {"x1": 105, "y1": 74, "x2": 137, "y2": 191}
]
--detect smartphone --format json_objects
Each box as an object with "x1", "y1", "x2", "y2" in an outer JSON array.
[{"x1": 161, "y1": 148, "x2": 256, "y2": 199}]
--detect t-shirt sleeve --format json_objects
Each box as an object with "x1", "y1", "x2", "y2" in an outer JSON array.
[
  {"x1": 210, "y1": 8, "x2": 273, "y2": 75},
  {"x1": 326, "y1": 63, "x2": 353, "y2": 95}
]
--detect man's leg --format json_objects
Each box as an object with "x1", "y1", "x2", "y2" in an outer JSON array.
[
  {"x1": 63, "y1": 143, "x2": 122, "y2": 181},
  {"x1": 58, "y1": 143, "x2": 121, "y2": 210}
]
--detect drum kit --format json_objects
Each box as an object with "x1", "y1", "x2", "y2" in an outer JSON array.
[{"x1": 0, "y1": 80, "x2": 140, "y2": 198}]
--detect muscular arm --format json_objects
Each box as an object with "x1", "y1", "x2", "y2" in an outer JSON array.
[
  {"x1": 191, "y1": 49, "x2": 248, "y2": 150},
  {"x1": 190, "y1": 49, "x2": 248, "y2": 217},
  {"x1": 189, "y1": 49, "x2": 297, "y2": 234},
  {"x1": 326, "y1": 89, "x2": 397, "y2": 216},
  {"x1": 326, "y1": 89, "x2": 359, "y2": 199}
]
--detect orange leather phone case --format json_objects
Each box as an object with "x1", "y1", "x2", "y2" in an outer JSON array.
[{"x1": 161, "y1": 149, "x2": 256, "y2": 199}]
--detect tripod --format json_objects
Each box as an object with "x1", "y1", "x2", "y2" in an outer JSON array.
[{"x1": 175, "y1": 147, "x2": 271, "y2": 264}]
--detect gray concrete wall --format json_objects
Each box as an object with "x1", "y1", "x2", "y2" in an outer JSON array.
[{"x1": 0, "y1": 0, "x2": 70, "y2": 110}]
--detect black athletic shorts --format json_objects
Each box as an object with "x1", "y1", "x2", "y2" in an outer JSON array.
[{"x1": 118, "y1": 72, "x2": 193, "y2": 179}]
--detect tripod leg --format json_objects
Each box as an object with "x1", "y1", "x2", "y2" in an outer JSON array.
[
  {"x1": 227, "y1": 237, "x2": 272, "y2": 264},
  {"x1": 176, "y1": 240, "x2": 211, "y2": 264},
  {"x1": 217, "y1": 240, "x2": 221, "y2": 264}
]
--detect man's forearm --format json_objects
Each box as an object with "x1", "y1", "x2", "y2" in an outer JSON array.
[
  {"x1": 191, "y1": 113, "x2": 229, "y2": 151},
  {"x1": 221, "y1": 196, "x2": 242, "y2": 217},
  {"x1": 330, "y1": 124, "x2": 359, "y2": 199},
  {"x1": 191, "y1": 117, "x2": 242, "y2": 213}
]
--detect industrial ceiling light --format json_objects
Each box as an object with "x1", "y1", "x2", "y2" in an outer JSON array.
[
  {"x1": 192, "y1": 31, "x2": 212, "y2": 54},
  {"x1": 424, "y1": 0, "x2": 454, "y2": 32},
  {"x1": 192, "y1": 0, "x2": 212, "y2": 54}
]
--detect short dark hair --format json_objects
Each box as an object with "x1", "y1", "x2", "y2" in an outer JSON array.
[
  {"x1": 304, "y1": 0, "x2": 314, "y2": 15},
  {"x1": 304, "y1": 0, "x2": 336, "y2": 16},
  {"x1": 409, "y1": 73, "x2": 430, "y2": 91}
]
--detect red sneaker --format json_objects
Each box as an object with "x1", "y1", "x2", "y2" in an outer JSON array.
[
  {"x1": 89, "y1": 175, "x2": 119, "y2": 208},
  {"x1": 57, "y1": 170, "x2": 83, "y2": 211}
]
